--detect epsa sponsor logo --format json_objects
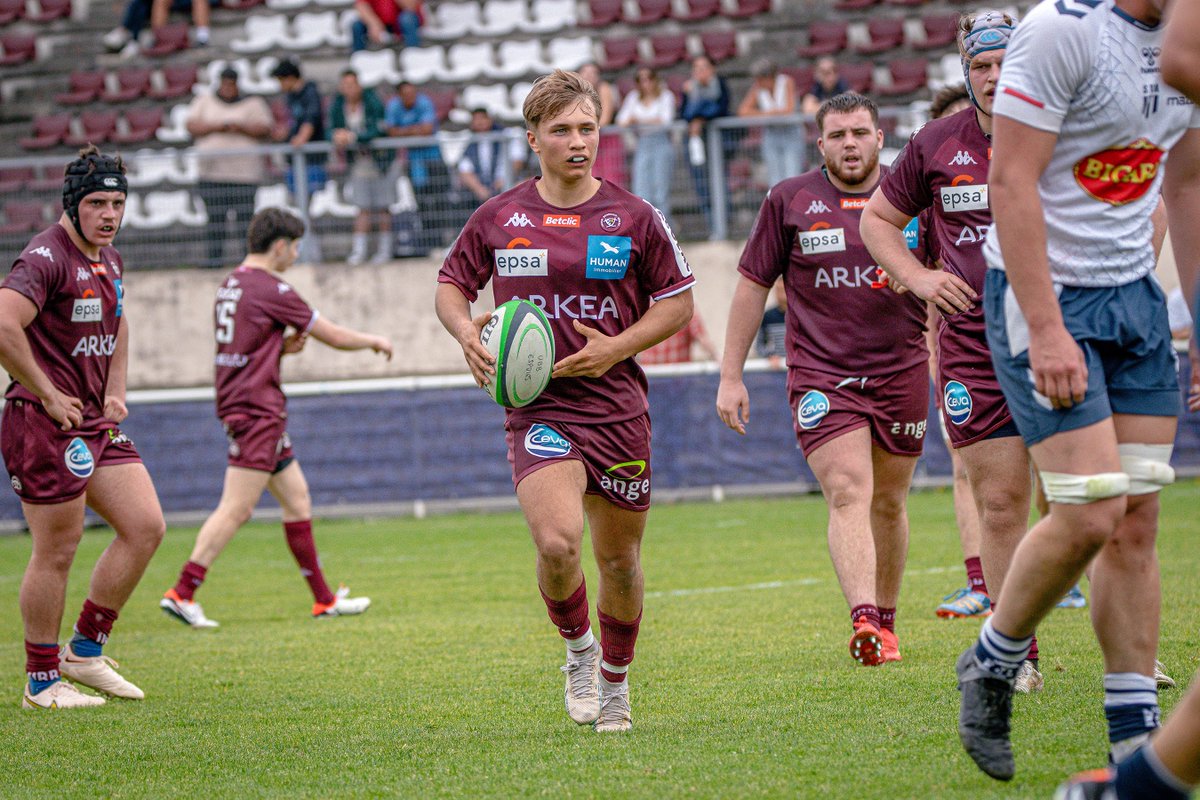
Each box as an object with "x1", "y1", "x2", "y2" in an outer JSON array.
[
  {"x1": 71, "y1": 297, "x2": 103, "y2": 323},
  {"x1": 71, "y1": 334, "x2": 116, "y2": 358},
  {"x1": 586, "y1": 236, "x2": 632, "y2": 280},
  {"x1": 543, "y1": 214, "x2": 580, "y2": 228},
  {"x1": 903, "y1": 216, "x2": 920, "y2": 249},
  {"x1": 940, "y1": 183, "x2": 989, "y2": 213},
  {"x1": 601, "y1": 460, "x2": 650, "y2": 503},
  {"x1": 522, "y1": 294, "x2": 619, "y2": 320},
  {"x1": 525, "y1": 423, "x2": 572, "y2": 458},
  {"x1": 944, "y1": 380, "x2": 972, "y2": 425},
  {"x1": 1074, "y1": 138, "x2": 1165, "y2": 205},
  {"x1": 797, "y1": 390, "x2": 830, "y2": 430},
  {"x1": 495, "y1": 248, "x2": 549, "y2": 277},
  {"x1": 64, "y1": 437, "x2": 94, "y2": 479},
  {"x1": 797, "y1": 227, "x2": 846, "y2": 255}
]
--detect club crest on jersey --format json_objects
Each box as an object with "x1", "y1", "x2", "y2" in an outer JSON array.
[
  {"x1": 71, "y1": 297, "x2": 102, "y2": 323},
  {"x1": 1074, "y1": 138, "x2": 1164, "y2": 205},
  {"x1": 525, "y1": 424, "x2": 571, "y2": 458},
  {"x1": 944, "y1": 380, "x2": 972, "y2": 425},
  {"x1": 64, "y1": 437, "x2": 94, "y2": 479},
  {"x1": 586, "y1": 236, "x2": 631, "y2": 279},
  {"x1": 797, "y1": 227, "x2": 846, "y2": 255},
  {"x1": 797, "y1": 390, "x2": 830, "y2": 430},
  {"x1": 600, "y1": 212, "x2": 621, "y2": 231},
  {"x1": 504, "y1": 212, "x2": 535, "y2": 228},
  {"x1": 940, "y1": 183, "x2": 989, "y2": 213}
]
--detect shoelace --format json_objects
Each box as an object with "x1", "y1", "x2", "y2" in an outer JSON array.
[
  {"x1": 598, "y1": 686, "x2": 630, "y2": 723},
  {"x1": 941, "y1": 587, "x2": 969, "y2": 602},
  {"x1": 561, "y1": 652, "x2": 598, "y2": 699}
]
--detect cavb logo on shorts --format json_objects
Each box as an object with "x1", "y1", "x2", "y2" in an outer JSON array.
[
  {"x1": 525, "y1": 424, "x2": 571, "y2": 459},
  {"x1": 64, "y1": 437, "x2": 94, "y2": 478},
  {"x1": 797, "y1": 390, "x2": 830, "y2": 430},
  {"x1": 943, "y1": 380, "x2": 972, "y2": 425}
]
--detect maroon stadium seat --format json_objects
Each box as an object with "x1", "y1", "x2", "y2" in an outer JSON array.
[
  {"x1": 781, "y1": 65, "x2": 815, "y2": 95},
  {"x1": 65, "y1": 109, "x2": 119, "y2": 146},
  {"x1": 582, "y1": 0, "x2": 623, "y2": 27},
  {"x1": 645, "y1": 33, "x2": 688, "y2": 68},
  {"x1": 796, "y1": 21, "x2": 847, "y2": 58},
  {"x1": 27, "y1": 0, "x2": 71, "y2": 23},
  {"x1": 878, "y1": 57, "x2": 929, "y2": 96},
  {"x1": 839, "y1": 61, "x2": 874, "y2": 94},
  {"x1": 0, "y1": 32, "x2": 36, "y2": 65},
  {"x1": 426, "y1": 87, "x2": 457, "y2": 122},
  {"x1": 101, "y1": 66, "x2": 152, "y2": 103},
  {"x1": 665, "y1": 71, "x2": 687, "y2": 96},
  {"x1": 55, "y1": 69, "x2": 106, "y2": 105},
  {"x1": 723, "y1": 0, "x2": 769, "y2": 19},
  {"x1": 113, "y1": 106, "x2": 164, "y2": 144},
  {"x1": 916, "y1": 13, "x2": 960, "y2": 50},
  {"x1": 0, "y1": 200, "x2": 46, "y2": 236},
  {"x1": 601, "y1": 36, "x2": 640, "y2": 71},
  {"x1": 149, "y1": 62, "x2": 198, "y2": 99},
  {"x1": 630, "y1": 0, "x2": 671, "y2": 25},
  {"x1": 884, "y1": 0, "x2": 925, "y2": 8},
  {"x1": 142, "y1": 22, "x2": 188, "y2": 57},
  {"x1": 857, "y1": 18, "x2": 906, "y2": 54},
  {"x1": 0, "y1": 0, "x2": 24, "y2": 25},
  {"x1": 699, "y1": 30, "x2": 737, "y2": 61},
  {"x1": 677, "y1": 0, "x2": 719, "y2": 20},
  {"x1": 19, "y1": 112, "x2": 70, "y2": 149},
  {"x1": 0, "y1": 165, "x2": 33, "y2": 193}
]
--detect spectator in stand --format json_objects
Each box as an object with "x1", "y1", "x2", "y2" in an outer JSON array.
[
  {"x1": 579, "y1": 63, "x2": 625, "y2": 186},
  {"x1": 680, "y1": 55, "x2": 730, "y2": 230},
  {"x1": 330, "y1": 69, "x2": 395, "y2": 265},
  {"x1": 639, "y1": 311, "x2": 718, "y2": 365},
  {"x1": 756, "y1": 278, "x2": 786, "y2": 368},
  {"x1": 616, "y1": 67, "x2": 676, "y2": 222},
  {"x1": 103, "y1": 0, "x2": 209, "y2": 57},
  {"x1": 351, "y1": 0, "x2": 422, "y2": 53},
  {"x1": 801, "y1": 56, "x2": 849, "y2": 115},
  {"x1": 457, "y1": 108, "x2": 514, "y2": 207},
  {"x1": 738, "y1": 58, "x2": 804, "y2": 188},
  {"x1": 187, "y1": 67, "x2": 274, "y2": 269},
  {"x1": 386, "y1": 81, "x2": 449, "y2": 252},
  {"x1": 271, "y1": 59, "x2": 326, "y2": 264}
]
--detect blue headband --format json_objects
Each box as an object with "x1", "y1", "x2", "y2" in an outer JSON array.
[{"x1": 959, "y1": 10, "x2": 1016, "y2": 115}]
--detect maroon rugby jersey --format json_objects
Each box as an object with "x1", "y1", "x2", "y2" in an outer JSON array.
[
  {"x1": 879, "y1": 107, "x2": 992, "y2": 340},
  {"x1": 439, "y1": 178, "x2": 695, "y2": 424},
  {"x1": 738, "y1": 166, "x2": 928, "y2": 381},
  {"x1": 213, "y1": 265, "x2": 317, "y2": 419},
  {"x1": 2, "y1": 225, "x2": 126, "y2": 420}
]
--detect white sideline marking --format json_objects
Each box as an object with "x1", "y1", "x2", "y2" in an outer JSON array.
[{"x1": 646, "y1": 566, "x2": 958, "y2": 599}]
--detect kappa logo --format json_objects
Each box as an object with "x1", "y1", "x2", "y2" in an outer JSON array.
[
  {"x1": 29, "y1": 246, "x2": 54, "y2": 262},
  {"x1": 75, "y1": 266, "x2": 90, "y2": 281},
  {"x1": 949, "y1": 150, "x2": 977, "y2": 166},
  {"x1": 504, "y1": 212, "x2": 535, "y2": 228},
  {"x1": 806, "y1": 200, "x2": 832, "y2": 214}
]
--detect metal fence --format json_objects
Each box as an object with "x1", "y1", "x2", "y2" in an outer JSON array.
[{"x1": 0, "y1": 108, "x2": 918, "y2": 269}]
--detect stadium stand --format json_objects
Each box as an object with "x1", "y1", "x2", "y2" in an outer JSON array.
[{"x1": 0, "y1": 0, "x2": 24, "y2": 25}]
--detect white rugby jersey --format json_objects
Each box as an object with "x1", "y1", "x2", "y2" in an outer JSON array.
[{"x1": 984, "y1": 0, "x2": 1200, "y2": 287}]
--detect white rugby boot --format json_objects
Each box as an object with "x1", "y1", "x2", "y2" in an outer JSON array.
[
  {"x1": 58, "y1": 644, "x2": 144, "y2": 700},
  {"x1": 313, "y1": 585, "x2": 371, "y2": 618},
  {"x1": 1014, "y1": 660, "x2": 1044, "y2": 694},
  {"x1": 594, "y1": 679, "x2": 633, "y2": 732},
  {"x1": 561, "y1": 641, "x2": 600, "y2": 724},
  {"x1": 160, "y1": 589, "x2": 220, "y2": 628},
  {"x1": 1154, "y1": 660, "x2": 1176, "y2": 690},
  {"x1": 22, "y1": 680, "x2": 106, "y2": 710}
]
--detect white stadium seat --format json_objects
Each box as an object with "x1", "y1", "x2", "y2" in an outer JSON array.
[
  {"x1": 230, "y1": 14, "x2": 289, "y2": 54},
  {"x1": 546, "y1": 35, "x2": 594, "y2": 71},
  {"x1": 474, "y1": 0, "x2": 529, "y2": 36},
  {"x1": 254, "y1": 183, "x2": 299, "y2": 214},
  {"x1": 155, "y1": 103, "x2": 192, "y2": 144},
  {"x1": 527, "y1": 0, "x2": 575, "y2": 33},
  {"x1": 438, "y1": 41, "x2": 494, "y2": 82},
  {"x1": 460, "y1": 83, "x2": 512, "y2": 118},
  {"x1": 399, "y1": 45, "x2": 447, "y2": 84},
  {"x1": 125, "y1": 148, "x2": 179, "y2": 188},
  {"x1": 125, "y1": 190, "x2": 205, "y2": 229},
  {"x1": 280, "y1": 11, "x2": 340, "y2": 49},
  {"x1": 308, "y1": 182, "x2": 358, "y2": 219},
  {"x1": 349, "y1": 49, "x2": 403, "y2": 88},
  {"x1": 493, "y1": 39, "x2": 549, "y2": 79},
  {"x1": 424, "y1": 1, "x2": 480, "y2": 41},
  {"x1": 242, "y1": 56, "x2": 283, "y2": 94},
  {"x1": 265, "y1": 0, "x2": 307, "y2": 10}
]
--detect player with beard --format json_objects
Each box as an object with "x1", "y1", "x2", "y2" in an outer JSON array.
[
  {"x1": 0, "y1": 146, "x2": 167, "y2": 709},
  {"x1": 717, "y1": 93, "x2": 929, "y2": 666}
]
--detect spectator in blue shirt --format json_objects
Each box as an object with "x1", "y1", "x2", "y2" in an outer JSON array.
[
  {"x1": 679, "y1": 55, "x2": 730, "y2": 233},
  {"x1": 271, "y1": 58, "x2": 326, "y2": 262},
  {"x1": 385, "y1": 81, "x2": 448, "y2": 251}
]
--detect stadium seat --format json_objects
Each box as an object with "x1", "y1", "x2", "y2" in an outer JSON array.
[
  {"x1": 253, "y1": 183, "x2": 299, "y2": 214},
  {"x1": 137, "y1": 190, "x2": 206, "y2": 228},
  {"x1": 0, "y1": 165, "x2": 32, "y2": 193},
  {"x1": 101, "y1": 67, "x2": 153, "y2": 103},
  {"x1": 856, "y1": 18, "x2": 905, "y2": 55},
  {"x1": 600, "y1": 36, "x2": 640, "y2": 71},
  {"x1": 645, "y1": 33, "x2": 689, "y2": 68},
  {"x1": 56, "y1": 69, "x2": 106, "y2": 105},
  {"x1": 281, "y1": 10, "x2": 342, "y2": 48},
  {"x1": 0, "y1": 200, "x2": 46, "y2": 236},
  {"x1": 142, "y1": 22, "x2": 189, "y2": 56},
  {"x1": 230, "y1": 14, "x2": 288, "y2": 53},
  {"x1": 308, "y1": 182, "x2": 357, "y2": 218},
  {"x1": 349, "y1": 48, "x2": 402, "y2": 88},
  {"x1": 527, "y1": 0, "x2": 575, "y2": 32},
  {"x1": 20, "y1": 112, "x2": 70, "y2": 149},
  {"x1": 677, "y1": 0, "x2": 720, "y2": 20},
  {"x1": 878, "y1": 57, "x2": 929, "y2": 96},
  {"x1": 0, "y1": 32, "x2": 36, "y2": 65},
  {"x1": 400, "y1": 45, "x2": 447, "y2": 83},
  {"x1": 26, "y1": 0, "x2": 70, "y2": 22},
  {"x1": 149, "y1": 63, "x2": 198, "y2": 99},
  {"x1": 425, "y1": 87, "x2": 458, "y2": 122},
  {"x1": 796, "y1": 21, "x2": 847, "y2": 58},
  {"x1": 114, "y1": 107, "x2": 164, "y2": 144},
  {"x1": 630, "y1": 0, "x2": 672, "y2": 25},
  {"x1": 698, "y1": 30, "x2": 737, "y2": 61},
  {"x1": 494, "y1": 38, "x2": 550, "y2": 79},
  {"x1": 582, "y1": 0, "x2": 623, "y2": 27},
  {"x1": 839, "y1": 61, "x2": 874, "y2": 93},
  {"x1": 425, "y1": 1, "x2": 480, "y2": 41},
  {"x1": 243, "y1": 55, "x2": 284, "y2": 94},
  {"x1": 174, "y1": 149, "x2": 200, "y2": 184},
  {"x1": 510, "y1": 80, "x2": 534, "y2": 115},
  {"x1": 461, "y1": 83, "x2": 511, "y2": 118},
  {"x1": 0, "y1": 0, "x2": 24, "y2": 25},
  {"x1": 440, "y1": 41, "x2": 495, "y2": 81},
  {"x1": 915, "y1": 13, "x2": 959, "y2": 50},
  {"x1": 155, "y1": 103, "x2": 192, "y2": 144},
  {"x1": 546, "y1": 35, "x2": 594, "y2": 70},
  {"x1": 833, "y1": 0, "x2": 876, "y2": 10},
  {"x1": 475, "y1": 0, "x2": 528, "y2": 35},
  {"x1": 722, "y1": 0, "x2": 769, "y2": 19},
  {"x1": 265, "y1": 0, "x2": 307, "y2": 9},
  {"x1": 664, "y1": 71, "x2": 687, "y2": 95},
  {"x1": 66, "y1": 109, "x2": 119, "y2": 147},
  {"x1": 125, "y1": 147, "x2": 180, "y2": 187},
  {"x1": 781, "y1": 65, "x2": 814, "y2": 95}
]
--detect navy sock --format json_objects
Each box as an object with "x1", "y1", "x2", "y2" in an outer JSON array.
[
  {"x1": 69, "y1": 630, "x2": 102, "y2": 658},
  {"x1": 974, "y1": 618, "x2": 1032, "y2": 681},
  {"x1": 1115, "y1": 744, "x2": 1191, "y2": 800},
  {"x1": 1104, "y1": 673, "x2": 1159, "y2": 745}
]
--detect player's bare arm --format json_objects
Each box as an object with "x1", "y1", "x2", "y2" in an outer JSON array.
[
  {"x1": 1162, "y1": 126, "x2": 1200, "y2": 412},
  {"x1": 281, "y1": 330, "x2": 308, "y2": 355},
  {"x1": 0, "y1": 287, "x2": 82, "y2": 430},
  {"x1": 990, "y1": 114, "x2": 1086, "y2": 410},
  {"x1": 103, "y1": 316, "x2": 129, "y2": 424},
  {"x1": 552, "y1": 289, "x2": 692, "y2": 379},
  {"x1": 1162, "y1": 0, "x2": 1200, "y2": 104},
  {"x1": 861, "y1": 192, "x2": 976, "y2": 314},
  {"x1": 307, "y1": 316, "x2": 393, "y2": 360},
  {"x1": 435, "y1": 282, "x2": 495, "y2": 387},
  {"x1": 716, "y1": 276, "x2": 771, "y2": 435}
]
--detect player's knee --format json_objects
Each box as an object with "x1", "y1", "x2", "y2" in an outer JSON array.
[
  {"x1": 976, "y1": 484, "x2": 1029, "y2": 531},
  {"x1": 869, "y1": 491, "x2": 906, "y2": 522},
  {"x1": 821, "y1": 475, "x2": 870, "y2": 511},
  {"x1": 1060, "y1": 497, "x2": 1127, "y2": 551},
  {"x1": 33, "y1": 543, "x2": 80, "y2": 576},
  {"x1": 596, "y1": 551, "x2": 640, "y2": 586},
  {"x1": 535, "y1": 534, "x2": 580, "y2": 572},
  {"x1": 1118, "y1": 444, "x2": 1174, "y2": 496}
]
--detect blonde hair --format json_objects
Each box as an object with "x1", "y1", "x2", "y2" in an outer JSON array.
[{"x1": 522, "y1": 69, "x2": 601, "y2": 131}]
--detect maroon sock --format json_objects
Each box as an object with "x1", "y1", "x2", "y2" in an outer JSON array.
[
  {"x1": 539, "y1": 579, "x2": 591, "y2": 643},
  {"x1": 879, "y1": 607, "x2": 896, "y2": 633},
  {"x1": 965, "y1": 557, "x2": 988, "y2": 595},
  {"x1": 850, "y1": 604, "x2": 881, "y2": 631},
  {"x1": 25, "y1": 641, "x2": 59, "y2": 685},
  {"x1": 1028, "y1": 635, "x2": 1039, "y2": 662},
  {"x1": 74, "y1": 598, "x2": 118, "y2": 646},
  {"x1": 598, "y1": 608, "x2": 641, "y2": 683},
  {"x1": 173, "y1": 560, "x2": 207, "y2": 601},
  {"x1": 284, "y1": 520, "x2": 335, "y2": 605}
]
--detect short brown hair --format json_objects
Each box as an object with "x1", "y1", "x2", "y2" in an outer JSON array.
[
  {"x1": 816, "y1": 92, "x2": 878, "y2": 135},
  {"x1": 247, "y1": 207, "x2": 305, "y2": 254},
  {"x1": 929, "y1": 83, "x2": 970, "y2": 120},
  {"x1": 522, "y1": 69, "x2": 600, "y2": 131}
]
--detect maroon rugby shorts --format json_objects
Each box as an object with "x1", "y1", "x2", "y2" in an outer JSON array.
[{"x1": 222, "y1": 413, "x2": 294, "y2": 473}]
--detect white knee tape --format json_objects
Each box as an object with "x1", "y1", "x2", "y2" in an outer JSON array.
[
  {"x1": 1039, "y1": 471, "x2": 1130, "y2": 504},
  {"x1": 1118, "y1": 443, "x2": 1175, "y2": 495}
]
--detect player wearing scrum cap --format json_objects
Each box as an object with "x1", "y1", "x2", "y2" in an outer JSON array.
[{"x1": 0, "y1": 145, "x2": 165, "y2": 709}]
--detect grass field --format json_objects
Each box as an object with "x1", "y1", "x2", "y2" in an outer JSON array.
[{"x1": 0, "y1": 482, "x2": 1197, "y2": 799}]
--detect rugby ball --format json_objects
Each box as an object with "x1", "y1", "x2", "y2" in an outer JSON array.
[{"x1": 479, "y1": 299, "x2": 555, "y2": 408}]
